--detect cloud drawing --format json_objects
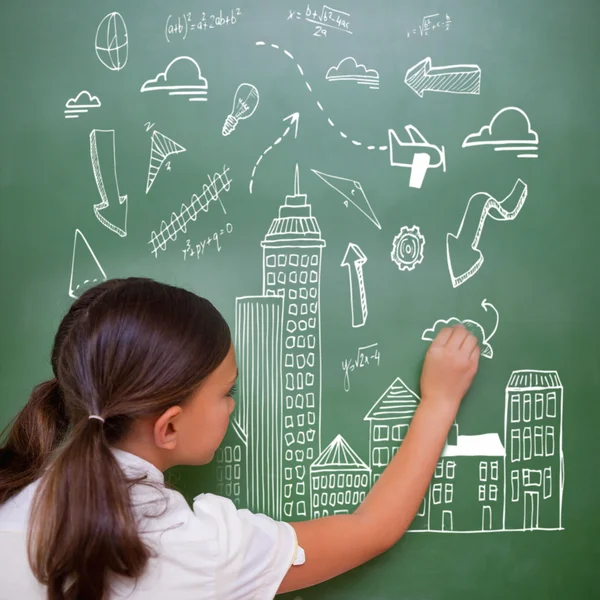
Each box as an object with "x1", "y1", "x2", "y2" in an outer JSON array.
[
  {"x1": 141, "y1": 56, "x2": 208, "y2": 99},
  {"x1": 462, "y1": 106, "x2": 538, "y2": 148},
  {"x1": 65, "y1": 91, "x2": 101, "y2": 109},
  {"x1": 326, "y1": 57, "x2": 379, "y2": 88},
  {"x1": 422, "y1": 318, "x2": 493, "y2": 358}
]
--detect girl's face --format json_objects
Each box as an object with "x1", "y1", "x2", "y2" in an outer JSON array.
[{"x1": 177, "y1": 344, "x2": 237, "y2": 465}]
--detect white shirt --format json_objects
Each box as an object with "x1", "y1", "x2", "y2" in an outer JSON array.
[{"x1": 0, "y1": 449, "x2": 303, "y2": 600}]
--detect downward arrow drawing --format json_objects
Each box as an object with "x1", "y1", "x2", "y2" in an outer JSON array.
[
  {"x1": 388, "y1": 125, "x2": 446, "y2": 189},
  {"x1": 447, "y1": 178, "x2": 528, "y2": 287},
  {"x1": 249, "y1": 112, "x2": 299, "y2": 193},
  {"x1": 341, "y1": 243, "x2": 368, "y2": 328},
  {"x1": 90, "y1": 129, "x2": 128, "y2": 237},
  {"x1": 405, "y1": 57, "x2": 481, "y2": 97}
]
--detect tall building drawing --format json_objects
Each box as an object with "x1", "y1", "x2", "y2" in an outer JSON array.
[{"x1": 504, "y1": 370, "x2": 563, "y2": 530}]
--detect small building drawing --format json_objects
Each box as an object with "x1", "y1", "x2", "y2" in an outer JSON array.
[
  {"x1": 215, "y1": 424, "x2": 246, "y2": 508},
  {"x1": 310, "y1": 434, "x2": 370, "y2": 518},
  {"x1": 504, "y1": 370, "x2": 563, "y2": 530},
  {"x1": 429, "y1": 433, "x2": 505, "y2": 532}
]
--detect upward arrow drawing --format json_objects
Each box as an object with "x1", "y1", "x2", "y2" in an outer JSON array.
[
  {"x1": 405, "y1": 57, "x2": 481, "y2": 97},
  {"x1": 341, "y1": 243, "x2": 368, "y2": 328},
  {"x1": 446, "y1": 178, "x2": 528, "y2": 288}
]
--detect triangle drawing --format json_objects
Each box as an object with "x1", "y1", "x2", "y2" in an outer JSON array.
[
  {"x1": 311, "y1": 169, "x2": 381, "y2": 230},
  {"x1": 364, "y1": 377, "x2": 420, "y2": 421},
  {"x1": 68, "y1": 229, "x2": 107, "y2": 299},
  {"x1": 146, "y1": 131, "x2": 186, "y2": 193},
  {"x1": 311, "y1": 434, "x2": 370, "y2": 471}
]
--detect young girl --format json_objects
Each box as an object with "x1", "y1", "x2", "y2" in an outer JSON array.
[{"x1": 0, "y1": 277, "x2": 479, "y2": 600}]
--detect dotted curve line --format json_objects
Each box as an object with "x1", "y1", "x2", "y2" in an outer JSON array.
[
  {"x1": 249, "y1": 121, "x2": 295, "y2": 193},
  {"x1": 256, "y1": 41, "x2": 388, "y2": 152}
]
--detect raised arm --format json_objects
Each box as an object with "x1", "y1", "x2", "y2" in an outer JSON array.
[{"x1": 278, "y1": 325, "x2": 479, "y2": 594}]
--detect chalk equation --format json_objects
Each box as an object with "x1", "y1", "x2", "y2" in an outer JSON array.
[
  {"x1": 288, "y1": 4, "x2": 352, "y2": 37},
  {"x1": 407, "y1": 13, "x2": 451, "y2": 38},
  {"x1": 165, "y1": 8, "x2": 242, "y2": 42},
  {"x1": 182, "y1": 223, "x2": 234, "y2": 260},
  {"x1": 342, "y1": 343, "x2": 381, "y2": 392}
]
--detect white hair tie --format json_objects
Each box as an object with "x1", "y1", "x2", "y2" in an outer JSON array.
[{"x1": 88, "y1": 415, "x2": 105, "y2": 423}]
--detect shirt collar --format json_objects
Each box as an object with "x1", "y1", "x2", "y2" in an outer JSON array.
[{"x1": 110, "y1": 447, "x2": 165, "y2": 484}]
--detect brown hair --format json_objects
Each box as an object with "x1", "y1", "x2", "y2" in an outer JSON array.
[{"x1": 0, "y1": 277, "x2": 231, "y2": 599}]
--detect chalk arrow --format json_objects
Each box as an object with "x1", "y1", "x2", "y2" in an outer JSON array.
[
  {"x1": 341, "y1": 243, "x2": 368, "y2": 328},
  {"x1": 446, "y1": 178, "x2": 528, "y2": 287},
  {"x1": 405, "y1": 57, "x2": 481, "y2": 98},
  {"x1": 90, "y1": 129, "x2": 128, "y2": 237},
  {"x1": 249, "y1": 112, "x2": 300, "y2": 193},
  {"x1": 481, "y1": 299, "x2": 500, "y2": 344}
]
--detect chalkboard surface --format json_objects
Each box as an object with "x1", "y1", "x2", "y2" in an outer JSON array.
[{"x1": 1, "y1": 0, "x2": 598, "y2": 597}]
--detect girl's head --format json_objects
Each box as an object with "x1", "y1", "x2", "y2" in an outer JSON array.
[{"x1": 0, "y1": 277, "x2": 235, "y2": 599}]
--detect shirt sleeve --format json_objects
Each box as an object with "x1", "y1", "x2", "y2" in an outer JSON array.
[{"x1": 193, "y1": 493, "x2": 299, "y2": 600}]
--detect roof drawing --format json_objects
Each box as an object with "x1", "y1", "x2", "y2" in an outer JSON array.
[
  {"x1": 506, "y1": 370, "x2": 562, "y2": 390},
  {"x1": 442, "y1": 433, "x2": 505, "y2": 457},
  {"x1": 364, "y1": 377, "x2": 420, "y2": 421},
  {"x1": 311, "y1": 434, "x2": 370, "y2": 471}
]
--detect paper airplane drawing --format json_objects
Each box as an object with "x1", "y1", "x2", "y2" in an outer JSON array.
[
  {"x1": 388, "y1": 126, "x2": 446, "y2": 188},
  {"x1": 311, "y1": 169, "x2": 381, "y2": 229},
  {"x1": 446, "y1": 179, "x2": 528, "y2": 287},
  {"x1": 69, "y1": 229, "x2": 107, "y2": 299},
  {"x1": 90, "y1": 129, "x2": 128, "y2": 237},
  {"x1": 405, "y1": 57, "x2": 481, "y2": 97},
  {"x1": 146, "y1": 131, "x2": 186, "y2": 193}
]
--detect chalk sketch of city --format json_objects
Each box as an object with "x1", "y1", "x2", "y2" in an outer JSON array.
[
  {"x1": 64, "y1": 91, "x2": 101, "y2": 119},
  {"x1": 148, "y1": 166, "x2": 232, "y2": 256},
  {"x1": 68, "y1": 229, "x2": 107, "y2": 299},
  {"x1": 95, "y1": 12, "x2": 128, "y2": 71},
  {"x1": 422, "y1": 299, "x2": 500, "y2": 359},
  {"x1": 462, "y1": 107, "x2": 539, "y2": 158},
  {"x1": 391, "y1": 225, "x2": 425, "y2": 271},
  {"x1": 388, "y1": 126, "x2": 446, "y2": 188},
  {"x1": 341, "y1": 243, "x2": 368, "y2": 328},
  {"x1": 90, "y1": 129, "x2": 128, "y2": 237},
  {"x1": 447, "y1": 178, "x2": 528, "y2": 287},
  {"x1": 140, "y1": 57, "x2": 208, "y2": 101},
  {"x1": 326, "y1": 57, "x2": 379, "y2": 89},
  {"x1": 311, "y1": 169, "x2": 381, "y2": 229},
  {"x1": 405, "y1": 57, "x2": 481, "y2": 97},
  {"x1": 146, "y1": 131, "x2": 186, "y2": 193}
]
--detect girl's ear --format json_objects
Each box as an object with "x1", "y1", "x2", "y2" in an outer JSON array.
[{"x1": 153, "y1": 406, "x2": 183, "y2": 450}]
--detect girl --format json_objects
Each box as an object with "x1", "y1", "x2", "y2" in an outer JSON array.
[{"x1": 0, "y1": 277, "x2": 479, "y2": 600}]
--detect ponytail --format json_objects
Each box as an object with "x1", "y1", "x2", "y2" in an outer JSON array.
[
  {"x1": 0, "y1": 378, "x2": 68, "y2": 503},
  {"x1": 28, "y1": 417, "x2": 150, "y2": 600}
]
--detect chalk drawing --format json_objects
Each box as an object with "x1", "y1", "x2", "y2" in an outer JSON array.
[
  {"x1": 149, "y1": 166, "x2": 232, "y2": 256},
  {"x1": 462, "y1": 107, "x2": 539, "y2": 158},
  {"x1": 326, "y1": 57, "x2": 379, "y2": 89},
  {"x1": 68, "y1": 229, "x2": 107, "y2": 299},
  {"x1": 141, "y1": 57, "x2": 208, "y2": 101},
  {"x1": 421, "y1": 299, "x2": 500, "y2": 359},
  {"x1": 64, "y1": 91, "x2": 101, "y2": 119},
  {"x1": 391, "y1": 225, "x2": 425, "y2": 271},
  {"x1": 447, "y1": 179, "x2": 528, "y2": 287},
  {"x1": 95, "y1": 12, "x2": 128, "y2": 71},
  {"x1": 222, "y1": 83, "x2": 260, "y2": 135},
  {"x1": 146, "y1": 131, "x2": 186, "y2": 193},
  {"x1": 90, "y1": 129, "x2": 128, "y2": 237},
  {"x1": 341, "y1": 343, "x2": 381, "y2": 392},
  {"x1": 250, "y1": 113, "x2": 299, "y2": 193},
  {"x1": 405, "y1": 57, "x2": 481, "y2": 97},
  {"x1": 341, "y1": 243, "x2": 368, "y2": 328},
  {"x1": 388, "y1": 126, "x2": 446, "y2": 188},
  {"x1": 311, "y1": 170, "x2": 381, "y2": 229}
]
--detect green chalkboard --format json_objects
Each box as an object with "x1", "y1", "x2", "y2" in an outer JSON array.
[{"x1": 1, "y1": 0, "x2": 599, "y2": 597}]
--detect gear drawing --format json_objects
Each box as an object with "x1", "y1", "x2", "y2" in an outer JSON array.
[{"x1": 391, "y1": 225, "x2": 425, "y2": 271}]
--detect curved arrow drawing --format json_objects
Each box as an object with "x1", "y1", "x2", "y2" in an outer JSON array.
[
  {"x1": 388, "y1": 125, "x2": 446, "y2": 189},
  {"x1": 341, "y1": 243, "x2": 368, "y2": 328},
  {"x1": 90, "y1": 129, "x2": 128, "y2": 237},
  {"x1": 249, "y1": 112, "x2": 299, "y2": 193},
  {"x1": 405, "y1": 57, "x2": 481, "y2": 97},
  {"x1": 481, "y1": 298, "x2": 499, "y2": 344},
  {"x1": 446, "y1": 178, "x2": 528, "y2": 287}
]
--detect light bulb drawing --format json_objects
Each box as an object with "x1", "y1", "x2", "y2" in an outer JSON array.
[{"x1": 222, "y1": 83, "x2": 259, "y2": 136}]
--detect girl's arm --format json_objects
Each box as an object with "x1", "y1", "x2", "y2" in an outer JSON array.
[{"x1": 278, "y1": 325, "x2": 479, "y2": 594}]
